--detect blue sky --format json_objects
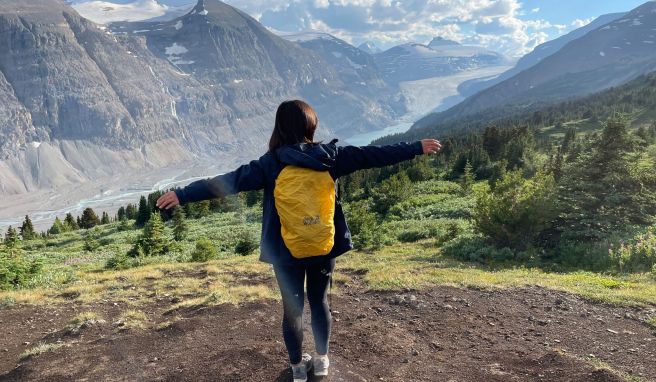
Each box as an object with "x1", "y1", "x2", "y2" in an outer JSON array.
[
  {"x1": 220, "y1": 0, "x2": 648, "y2": 57},
  {"x1": 86, "y1": 0, "x2": 649, "y2": 57}
]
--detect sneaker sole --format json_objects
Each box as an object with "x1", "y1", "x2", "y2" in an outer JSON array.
[{"x1": 314, "y1": 370, "x2": 329, "y2": 376}]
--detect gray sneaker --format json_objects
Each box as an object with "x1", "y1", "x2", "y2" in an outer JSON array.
[
  {"x1": 292, "y1": 353, "x2": 313, "y2": 382},
  {"x1": 313, "y1": 355, "x2": 329, "y2": 377}
]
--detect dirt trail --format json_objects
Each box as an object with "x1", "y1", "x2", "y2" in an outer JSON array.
[{"x1": 1, "y1": 276, "x2": 655, "y2": 382}]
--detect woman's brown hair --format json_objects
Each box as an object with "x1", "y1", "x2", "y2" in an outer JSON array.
[{"x1": 268, "y1": 100, "x2": 318, "y2": 152}]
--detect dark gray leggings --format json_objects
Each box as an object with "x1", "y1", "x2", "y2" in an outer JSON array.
[{"x1": 273, "y1": 258, "x2": 335, "y2": 364}]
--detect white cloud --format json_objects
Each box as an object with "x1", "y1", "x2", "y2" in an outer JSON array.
[
  {"x1": 227, "y1": 0, "x2": 577, "y2": 57},
  {"x1": 571, "y1": 17, "x2": 594, "y2": 28}
]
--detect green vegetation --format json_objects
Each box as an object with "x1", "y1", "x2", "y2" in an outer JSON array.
[{"x1": 1, "y1": 84, "x2": 656, "y2": 311}]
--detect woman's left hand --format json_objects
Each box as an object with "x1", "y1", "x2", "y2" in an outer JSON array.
[
  {"x1": 156, "y1": 191, "x2": 180, "y2": 210},
  {"x1": 421, "y1": 139, "x2": 442, "y2": 155}
]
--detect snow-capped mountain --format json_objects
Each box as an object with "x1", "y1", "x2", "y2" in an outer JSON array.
[
  {"x1": 414, "y1": 1, "x2": 656, "y2": 130},
  {"x1": 358, "y1": 41, "x2": 382, "y2": 54},
  {"x1": 69, "y1": 0, "x2": 195, "y2": 23},
  {"x1": 374, "y1": 39, "x2": 508, "y2": 84},
  {"x1": 280, "y1": 32, "x2": 400, "y2": 113}
]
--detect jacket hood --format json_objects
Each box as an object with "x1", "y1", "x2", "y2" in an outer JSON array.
[{"x1": 276, "y1": 140, "x2": 338, "y2": 171}]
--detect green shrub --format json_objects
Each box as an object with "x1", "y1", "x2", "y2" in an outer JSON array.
[
  {"x1": 191, "y1": 238, "x2": 218, "y2": 262},
  {"x1": 371, "y1": 172, "x2": 411, "y2": 215},
  {"x1": 474, "y1": 171, "x2": 557, "y2": 250},
  {"x1": 0, "y1": 253, "x2": 42, "y2": 289},
  {"x1": 345, "y1": 200, "x2": 382, "y2": 250},
  {"x1": 105, "y1": 252, "x2": 134, "y2": 270},
  {"x1": 609, "y1": 228, "x2": 656, "y2": 273},
  {"x1": 441, "y1": 235, "x2": 530, "y2": 264},
  {"x1": 235, "y1": 231, "x2": 259, "y2": 256}
]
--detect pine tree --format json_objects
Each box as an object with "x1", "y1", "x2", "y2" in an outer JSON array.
[
  {"x1": 83, "y1": 228, "x2": 100, "y2": 252},
  {"x1": 117, "y1": 206, "x2": 127, "y2": 221},
  {"x1": 196, "y1": 200, "x2": 210, "y2": 218},
  {"x1": 461, "y1": 160, "x2": 474, "y2": 193},
  {"x1": 80, "y1": 208, "x2": 101, "y2": 229},
  {"x1": 557, "y1": 115, "x2": 656, "y2": 240},
  {"x1": 140, "y1": 212, "x2": 169, "y2": 256},
  {"x1": 20, "y1": 215, "x2": 36, "y2": 240},
  {"x1": 172, "y1": 208, "x2": 188, "y2": 241},
  {"x1": 125, "y1": 204, "x2": 137, "y2": 220},
  {"x1": 101, "y1": 211, "x2": 110, "y2": 225},
  {"x1": 49, "y1": 217, "x2": 65, "y2": 235},
  {"x1": 4, "y1": 226, "x2": 19, "y2": 249},
  {"x1": 245, "y1": 190, "x2": 262, "y2": 207},
  {"x1": 135, "y1": 196, "x2": 150, "y2": 227},
  {"x1": 64, "y1": 213, "x2": 79, "y2": 231}
]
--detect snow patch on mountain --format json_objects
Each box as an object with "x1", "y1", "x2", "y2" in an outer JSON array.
[
  {"x1": 70, "y1": 0, "x2": 194, "y2": 24},
  {"x1": 165, "y1": 43, "x2": 193, "y2": 65}
]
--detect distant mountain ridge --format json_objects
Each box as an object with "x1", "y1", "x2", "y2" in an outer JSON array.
[
  {"x1": 413, "y1": 1, "x2": 656, "y2": 131},
  {"x1": 458, "y1": 12, "x2": 626, "y2": 98},
  {"x1": 373, "y1": 39, "x2": 508, "y2": 84}
]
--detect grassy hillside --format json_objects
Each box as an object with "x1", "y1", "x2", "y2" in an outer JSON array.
[
  {"x1": 380, "y1": 71, "x2": 656, "y2": 144},
  {"x1": 2, "y1": 176, "x2": 655, "y2": 310}
]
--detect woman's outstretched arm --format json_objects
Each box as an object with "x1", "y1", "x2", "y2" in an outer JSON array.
[
  {"x1": 333, "y1": 139, "x2": 441, "y2": 178},
  {"x1": 156, "y1": 159, "x2": 266, "y2": 210}
]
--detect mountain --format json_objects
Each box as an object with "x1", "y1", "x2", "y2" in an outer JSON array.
[
  {"x1": 0, "y1": 0, "x2": 399, "y2": 195},
  {"x1": 358, "y1": 41, "x2": 381, "y2": 54},
  {"x1": 281, "y1": 32, "x2": 404, "y2": 118},
  {"x1": 373, "y1": 39, "x2": 508, "y2": 84},
  {"x1": 458, "y1": 12, "x2": 626, "y2": 98},
  {"x1": 375, "y1": 70, "x2": 656, "y2": 146},
  {"x1": 414, "y1": 1, "x2": 656, "y2": 131},
  {"x1": 69, "y1": 0, "x2": 195, "y2": 23}
]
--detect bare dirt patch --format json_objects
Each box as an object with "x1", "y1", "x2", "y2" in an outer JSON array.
[{"x1": 1, "y1": 275, "x2": 655, "y2": 382}]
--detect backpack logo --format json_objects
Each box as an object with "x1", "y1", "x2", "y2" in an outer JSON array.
[
  {"x1": 274, "y1": 166, "x2": 336, "y2": 259},
  {"x1": 303, "y1": 216, "x2": 321, "y2": 226}
]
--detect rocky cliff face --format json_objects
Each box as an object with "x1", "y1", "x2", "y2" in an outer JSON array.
[{"x1": 0, "y1": 0, "x2": 400, "y2": 194}]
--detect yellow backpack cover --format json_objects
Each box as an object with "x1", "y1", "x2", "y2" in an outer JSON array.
[{"x1": 274, "y1": 165, "x2": 336, "y2": 259}]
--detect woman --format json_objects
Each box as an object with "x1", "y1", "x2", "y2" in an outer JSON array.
[{"x1": 156, "y1": 100, "x2": 441, "y2": 382}]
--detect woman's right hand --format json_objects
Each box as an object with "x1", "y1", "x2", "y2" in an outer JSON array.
[
  {"x1": 421, "y1": 139, "x2": 442, "y2": 155},
  {"x1": 156, "y1": 191, "x2": 180, "y2": 210}
]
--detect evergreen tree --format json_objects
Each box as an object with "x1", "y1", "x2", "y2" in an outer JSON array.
[
  {"x1": 139, "y1": 212, "x2": 169, "y2": 256},
  {"x1": 482, "y1": 125, "x2": 503, "y2": 161},
  {"x1": 135, "y1": 196, "x2": 150, "y2": 227},
  {"x1": 562, "y1": 127, "x2": 576, "y2": 151},
  {"x1": 172, "y1": 208, "x2": 188, "y2": 241},
  {"x1": 101, "y1": 211, "x2": 110, "y2": 225},
  {"x1": 461, "y1": 160, "x2": 475, "y2": 193},
  {"x1": 76, "y1": 216, "x2": 82, "y2": 228},
  {"x1": 117, "y1": 206, "x2": 127, "y2": 221},
  {"x1": 83, "y1": 228, "x2": 100, "y2": 252},
  {"x1": 80, "y1": 208, "x2": 101, "y2": 229},
  {"x1": 4, "y1": 226, "x2": 19, "y2": 250},
  {"x1": 245, "y1": 190, "x2": 263, "y2": 207},
  {"x1": 196, "y1": 200, "x2": 210, "y2": 218},
  {"x1": 371, "y1": 172, "x2": 411, "y2": 215},
  {"x1": 125, "y1": 204, "x2": 137, "y2": 220},
  {"x1": 64, "y1": 213, "x2": 79, "y2": 231},
  {"x1": 183, "y1": 202, "x2": 196, "y2": 219},
  {"x1": 557, "y1": 115, "x2": 656, "y2": 240},
  {"x1": 19, "y1": 215, "x2": 36, "y2": 240},
  {"x1": 49, "y1": 217, "x2": 65, "y2": 235}
]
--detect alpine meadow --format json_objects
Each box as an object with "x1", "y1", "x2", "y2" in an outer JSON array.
[{"x1": 1, "y1": 1, "x2": 656, "y2": 381}]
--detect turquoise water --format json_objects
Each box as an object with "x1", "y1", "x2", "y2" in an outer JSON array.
[{"x1": 344, "y1": 121, "x2": 413, "y2": 146}]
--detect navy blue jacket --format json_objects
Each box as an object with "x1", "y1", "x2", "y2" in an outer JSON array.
[{"x1": 174, "y1": 140, "x2": 424, "y2": 265}]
